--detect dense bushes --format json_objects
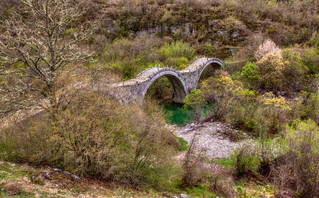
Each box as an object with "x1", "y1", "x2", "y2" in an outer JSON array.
[
  {"x1": 199, "y1": 69, "x2": 295, "y2": 136},
  {"x1": 271, "y1": 120, "x2": 319, "y2": 197},
  {"x1": 0, "y1": 91, "x2": 180, "y2": 189},
  {"x1": 101, "y1": 34, "x2": 196, "y2": 80},
  {"x1": 158, "y1": 40, "x2": 196, "y2": 64},
  {"x1": 217, "y1": 119, "x2": 319, "y2": 197}
]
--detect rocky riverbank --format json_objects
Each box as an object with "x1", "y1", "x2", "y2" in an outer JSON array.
[{"x1": 173, "y1": 121, "x2": 251, "y2": 159}]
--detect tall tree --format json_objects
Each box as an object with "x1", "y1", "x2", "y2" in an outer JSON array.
[{"x1": 0, "y1": 0, "x2": 97, "y2": 118}]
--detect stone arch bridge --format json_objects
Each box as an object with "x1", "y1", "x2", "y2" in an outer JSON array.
[{"x1": 107, "y1": 57, "x2": 225, "y2": 104}]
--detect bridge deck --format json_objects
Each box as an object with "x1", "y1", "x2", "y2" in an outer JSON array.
[{"x1": 180, "y1": 57, "x2": 208, "y2": 73}]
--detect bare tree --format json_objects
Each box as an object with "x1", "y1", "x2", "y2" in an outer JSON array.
[{"x1": 0, "y1": 0, "x2": 98, "y2": 118}]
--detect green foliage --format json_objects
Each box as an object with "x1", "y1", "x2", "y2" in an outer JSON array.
[
  {"x1": 177, "y1": 137, "x2": 188, "y2": 151},
  {"x1": 201, "y1": 70, "x2": 259, "y2": 132},
  {"x1": 147, "y1": 76, "x2": 172, "y2": 99},
  {"x1": 159, "y1": 41, "x2": 196, "y2": 62},
  {"x1": 256, "y1": 137, "x2": 287, "y2": 168},
  {"x1": 310, "y1": 31, "x2": 319, "y2": 47},
  {"x1": 251, "y1": 49, "x2": 308, "y2": 94},
  {"x1": 231, "y1": 146, "x2": 259, "y2": 178},
  {"x1": 102, "y1": 34, "x2": 163, "y2": 79},
  {"x1": 200, "y1": 70, "x2": 241, "y2": 120},
  {"x1": 256, "y1": 53, "x2": 286, "y2": 92},
  {"x1": 101, "y1": 37, "x2": 195, "y2": 80},
  {"x1": 240, "y1": 61, "x2": 259, "y2": 84},
  {"x1": 203, "y1": 42, "x2": 213, "y2": 56},
  {"x1": 184, "y1": 89, "x2": 206, "y2": 120},
  {"x1": 281, "y1": 49, "x2": 308, "y2": 92},
  {"x1": 255, "y1": 92, "x2": 291, "y2": 135},
  {"x1": 304, "y1": 91, "x2": 319, "y2": 124},
  {"x1": 302, "y1": 48, "x2": 319, "y2": 74},
  {"x1": 184, "y1": 89, "x2": 206, "y2": 108},
  {"x1": 226, "y1": 87, "x2": 257, "y2": 132},
  {"x1": 184, "y1": 185, "x2": 217, "y2": 197},
  {"x1": 165, "y1": 57, "x2": 189, "y2": 69},
  {"x1": 214, "y1": 157, "x2": 234, "y2": 167},
  {"x1": 283, "y1": 120, "x2": 319, "y2": 197}
]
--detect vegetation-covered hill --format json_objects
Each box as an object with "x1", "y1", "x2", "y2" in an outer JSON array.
[{"x1": 1, "y1": 0, "x2": 319, "y2": 197}]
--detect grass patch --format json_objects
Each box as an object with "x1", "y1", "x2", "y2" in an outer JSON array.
[
  {"x1": 235, "y1": 179, "x2": 273, "y2": 198},
  {"x1": 184, "y1": 185, "x2": 217, "y2": 197},
  {"x1": 177, "y1": 137, "x2": 188, "y2": 151},
  {"x1": 214, "y1": 157, "x2": 234, "y2": 167}
]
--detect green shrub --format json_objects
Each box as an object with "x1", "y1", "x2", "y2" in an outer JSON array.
[
  {"x1": 203, "y1": 42, "x2": 213, "y2": 56},
  {"x1": 159, "y1": 41, "x2": 196, "y2": 62},
  {"x1": 147, "y1": 76, "x2": 172, "y2": 99},
  {"x1": 101, "y1": 34, "x2": 163, "y2": 79},
  {"x1": 184, "y1": 89, "x2": 206, "y2": 121},
  {"x1": 304, "y1": 91, "x2": 319, "y2": 124},
  {"x1": 302, "y1": 48, "x2": 319, "y2": 74},
  {"x1": 256, "y1": 53, "x2": 285, "y2": 92},
  {"x1": 240, "y1": 61, "x2": 259, "y2": 85},
  {"x1": 200, "y1": 70, "x2": 240, "y2": 120},
  {"x1": 0, "y1": 91, "x2": 181, "y2": 189},
  {"x1": 231, "y1": 138, "x2": 286, "y2": 178},
  {"x1": 310, "y1": 31, "x2": 319, "y2": 47},
  {"x1": 165, "y1": 57, "x2": 189, "y2": 69},
  {"x1": 282, "y1": 120, "x2": 319, "y2": 197},
  {"x1": 201, "y1": 70, "x2": 259, "y2": 132},
  {"x1": 214, "y1": 157, "x2": 234, "y2": 168},
  {"x1": 231, "y1": 146, "x2": 259, "y2": 178},
  {"x1": 281, "y1": 49, "x2": 308, "y2": 93},
  {"x1": 255, "y1": 92, "x2": 291, "y2": 135},
  {"x1": 227, "y1": 104, "x2": 258, "y2": 133}
]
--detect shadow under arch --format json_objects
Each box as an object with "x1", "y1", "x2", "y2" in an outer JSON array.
[{"x1": 141, "y1": 71, "x2": 188, "y2": 104}]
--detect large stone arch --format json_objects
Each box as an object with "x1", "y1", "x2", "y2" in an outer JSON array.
[
  {"x1": 141, "y1": 70, "x2": 188, "y2": 104},
  {"x1": 107, "y1": 57, "x2": 226, "y2": 104},
  {"x1": 195, "y1": 59, "x2": 224, "y2": 88}
]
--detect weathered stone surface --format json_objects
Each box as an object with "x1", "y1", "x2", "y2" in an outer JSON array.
[
  {"x1": 180, "y1": 193, "x2": 190, "y2": 198},
  {"x1": 62, "y1": 171, "x2": 71, "y2": 176},
  {"x1": 71, "y1": 175, "x2": 80, "y2": 181},
  {"x1": 52, "y1": 168, "x2": 61, "y2": 172},
  {"x1": 107, "y1": 57, "x2": 225, "y2": 104},
  {"x1": 43, "y1": 173, "x2": 51, "y2": 180}
]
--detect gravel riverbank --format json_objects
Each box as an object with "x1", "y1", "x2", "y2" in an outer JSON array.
[{"x1": 173, "y1": 121, "x2": 251, "y2": 159}]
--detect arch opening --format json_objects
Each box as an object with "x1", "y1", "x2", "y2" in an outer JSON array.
[
  {"x1": 197, "y1": 62, "x2": 223, "y2": 89},
  {"x1": 143, "y1": 73, "x2": 187, "y2": 104}
]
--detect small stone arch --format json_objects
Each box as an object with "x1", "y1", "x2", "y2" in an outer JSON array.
[
  {"x1": 196, "y1": 59, "x2": 225, "y2": 88},
  {"x1": 141, "y1": 71, "x2": 188, "y2": 104}
]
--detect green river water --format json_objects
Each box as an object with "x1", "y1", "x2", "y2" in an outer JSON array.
[{"x1": 160, "y1": 100, "x2": 212, "y2": 126}]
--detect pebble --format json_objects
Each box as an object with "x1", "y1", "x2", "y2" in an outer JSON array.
[
  {"x1": 63, "y1": 171, "x2": 71, "y2": 176},
  {"x1": 53, "y1": 168, "x2": 61, "y2": 172},
  {"x1": 43, "y1": 173, "x2": 51, "y2": 179},
  {"x1": 180, "y1": 194, "x2": 189, "y2": 198},
  {"x1": 71, "y1": 175, "x2": 80, "y2": 181}
]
